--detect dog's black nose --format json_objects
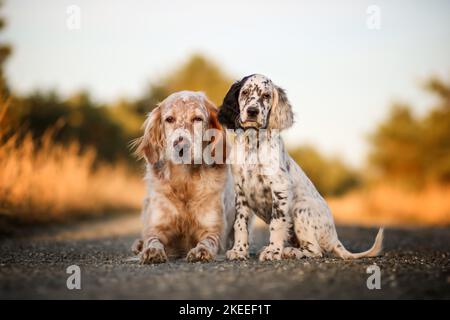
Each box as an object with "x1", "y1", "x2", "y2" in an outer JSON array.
[{"x1": 246, "y1": 107, "x2": 259, "y2": 118}]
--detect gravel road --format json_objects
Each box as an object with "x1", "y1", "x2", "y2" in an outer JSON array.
[{"x1": 0, "y1": 214, "x2": 449, "y2": 299}]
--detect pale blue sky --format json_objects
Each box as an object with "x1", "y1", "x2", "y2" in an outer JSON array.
[{"x1": 2, "y1": 0, "x2": 450, "y2": 165}]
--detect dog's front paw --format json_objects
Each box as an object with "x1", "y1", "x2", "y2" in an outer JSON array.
[
  {"x1": 226, "y1": 247, "x2": 249, "y2": 261},
  {"x1": 282, "y1": 247, "x2": 304, "y2": 259},
  {"x1": 186, "y1": 245, "x2": 215, "y2": 263},
  {"x1": 259, "y1": 246, "x2": 283, "y2": 261},
  {"x1": 140, "y1": 245, "x2": 167, "y2": 264},
  {"x1": 131, "y1": 239, "x2": 143, "y2": 255}
]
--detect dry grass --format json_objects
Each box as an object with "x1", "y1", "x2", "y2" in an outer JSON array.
[
  {"x1": 0, "y1": 100, "x2": 144, "y2": 224},
  {"x1": 328, "y1": 184, "x2": 450, "y2": 227}
]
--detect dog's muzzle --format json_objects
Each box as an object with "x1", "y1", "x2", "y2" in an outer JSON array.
[{"x1": 172, "y1": 135, "x2": 191, "y2": 158}]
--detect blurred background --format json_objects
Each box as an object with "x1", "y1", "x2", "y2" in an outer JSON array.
[{"x1": 0, "y1": 0, "x2": 449, "y2": 232}]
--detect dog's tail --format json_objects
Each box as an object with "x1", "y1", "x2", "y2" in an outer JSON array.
[{"x1": 332, "y1": 228, "x2": 384, "y2": 259}]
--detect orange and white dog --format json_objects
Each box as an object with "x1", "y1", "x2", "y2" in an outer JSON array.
[{"x1": 131, "y1": 91, "x2": 235, "y2": 264}]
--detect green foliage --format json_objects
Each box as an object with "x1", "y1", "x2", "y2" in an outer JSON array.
[
  {"x1": 289, "y1": 145, "x2": 360, "y2": 196},
  {"x1": 368, "y1": 76, "x2": 450, "y2": 187}
]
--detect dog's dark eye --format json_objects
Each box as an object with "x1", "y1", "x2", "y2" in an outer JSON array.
[
  {"x1": 242, "y1": 89, "x2": 249, "y2": 96},
  {"x1": 192, "y1": 117, "x2": 203, "y2": 122},
  {"x1": 165, "y1": 116, "x2": 175, "y2": 123},
  {"x1": 263, "y1": 93, "x2": 271, "y2": 99}
]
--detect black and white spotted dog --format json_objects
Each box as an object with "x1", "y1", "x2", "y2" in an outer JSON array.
[{"x1": 218, "y1": 74, "x2": 383, "y2": 261}]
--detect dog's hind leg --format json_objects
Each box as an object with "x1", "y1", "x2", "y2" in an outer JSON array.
[
  {"x1": 282, "y1": 233, "x2": 323, "y2": 259},
  {"x1": 281, "y1": 243, "x2": 322, "y2": 259},
  {"x1": 282, "y1": 246, "x2": 305, "y2": 259},
  {"x1": 286, "y1": 208, "x2": 323, "y2": 259}
]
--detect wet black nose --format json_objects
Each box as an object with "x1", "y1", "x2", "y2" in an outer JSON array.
[{"x1": 246, "y1": 107, "x2": 259, "y2": 118}]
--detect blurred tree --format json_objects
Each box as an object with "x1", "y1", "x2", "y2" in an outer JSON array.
[
  {"x1": 0, "y1": 1, "x2": 12, "y2": 97},
  {"x1": 134, "y1": 83, "x2": 169, "y2": 117},
  {"x1": 289, "y1": 145, "x2": 360, "y2": 196},
  {"x1": 135, "y1": 54, "x2": 233, "y2": 113},
  {"x1": 65, "y1": 92, "x2": 128, "y2": 162},
  {"x1": 108, "y1": 99, "x2": 143, "y2": 138},
  {"x1": 11, "y1": 91, "x2": 69, "y2": 138},
  {"x1": 11, "y1": 91, "x2": 130, "y2": 162},
  {"x1": 164, "y1": 54, "x2": 233, "y2": 106},
  {"x1": 368, "y1": 104, "x2": 424, "y2": 187},
  {"x1": 422, "y1": 77, "x2": 450, "y2": 183},
  {"x1": 368, "y1": 76, "x2": 450, "y2": 187}
]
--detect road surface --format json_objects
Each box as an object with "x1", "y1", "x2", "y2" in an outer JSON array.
[{"x1": 0, "y1": 213, "x2": 449, "y2": 299}]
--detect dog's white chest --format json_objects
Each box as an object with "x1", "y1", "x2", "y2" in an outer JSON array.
[{"x1": 236, "y1": 165, "x2": 273, "y2": 224}]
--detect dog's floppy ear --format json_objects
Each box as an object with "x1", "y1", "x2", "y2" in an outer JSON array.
[
  {"x1": 217, "y1": 80, "x2": 245, "y2": 129},
  {"x1": 204, "y1": 97, "x2": 227, "y2": 163},
  {"x1": 268, "y1": 86, "x2": 294, "y2": 130},
  {"x1": 131, "y1": 105, "x2": 164, "y2": 164},
  {"x1": 204, "y1": 97, "x2": 222, "y2": 131}
]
